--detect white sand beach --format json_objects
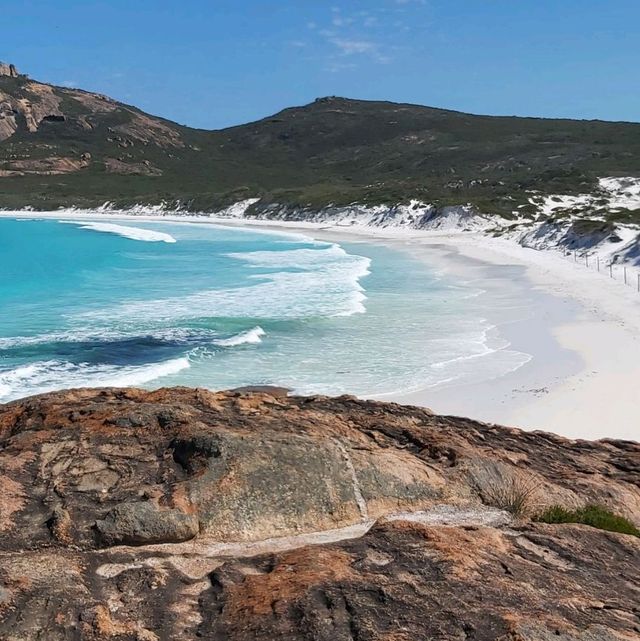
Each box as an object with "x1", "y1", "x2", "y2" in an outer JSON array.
[
  {"x1": 3, "y1": 210, "x2": 639, "y2": 442},
  {"x1": 202, "y1": 216, "x2": 640, "y2": 442},
  {"x1": 394, "y1": 233, "x2": 640, "y2": 442}
]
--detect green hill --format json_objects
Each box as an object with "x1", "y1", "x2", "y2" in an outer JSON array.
[{"x1": 1, "y1": 64, "x2": 639, "y2": 215}]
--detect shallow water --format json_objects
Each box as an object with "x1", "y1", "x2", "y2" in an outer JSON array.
[{"x1": 0, "y1": 217, "x2": 531, "y2": 401}]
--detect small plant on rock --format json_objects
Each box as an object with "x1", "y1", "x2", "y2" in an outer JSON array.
[
  {"x1": 468, "y1": 461, "x2": 541, "y2": 518},
  {"x1": 536, "y1": 504, "x2": 640, "y2": 537}
]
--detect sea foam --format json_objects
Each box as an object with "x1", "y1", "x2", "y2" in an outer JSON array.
[
  {"x1": 0, "y1": 216, "x2": 533, "y2": 405},
  {"x1": 81, "y1": 243, "x2": 371, "y2": 322},
  {"x1": 0, "y1": 357, "x2": 190, "y2": 402},
  {"x1": 60, "y1": 220, "x2": 177, "y2": 243},
  {"x1": 214, "y1": 327, "x2": 266, "y2": 347},
  {"x1": 0, "y1": 327, "x2": 221, "y2": 349},
  {"x1": 227, "y1": 243, "x2": 351, "y2": 267}
]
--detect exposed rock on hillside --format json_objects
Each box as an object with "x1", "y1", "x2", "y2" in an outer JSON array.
[
  {"x1": 105, "y1": 157, "x2": 163, "y2": 176},
  {"x1": 0, "y1": 63, "x2": 18, "y2": 78},
  {"x1": 0, "y1": 155, "x2": 89, "y2": 177},
  {"x1": 0, "y1": 387, "x2": 638, "y2": 640},
  {"x1": 0, "y1": 79, "x2": 64, "y2": 142},
  {"x1": 0, "y1": 62, "x2": 187, "y2": 183}
]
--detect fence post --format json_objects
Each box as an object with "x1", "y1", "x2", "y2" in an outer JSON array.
[
  {"x1": 624, "y1": 267, "x2": 627, "y2": 285},
  {"x1": 597, "y1": 256, "x2": 600, "y2": 272},
  {"x1": 586, "y1": 254, "x2": 589, "y2": 268},
  {"x1": 609, "y1": 264, "x2": 613, "y2": 278},
  {"x1": 574, "y1": 251, "x2": 577, "y2": 262},
  {"x1": 638, "y1": 273, "x2": 640, "y2": 292}
]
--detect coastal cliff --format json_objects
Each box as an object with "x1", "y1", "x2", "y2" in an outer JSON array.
[{"x1": 1, "y1": 387, "x2": 638, "y2": 640}]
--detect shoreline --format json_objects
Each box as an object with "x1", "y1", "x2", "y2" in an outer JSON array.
[
  {"x1": 290, "y1": 224, "x2": 640, "y2": 441},
  {"x1": 3, "y1": 210, "x2": 639, "y2": 441},
  {"x1": 374, "y1": 240, "x2": 583, "y2": 423},
  {"x1": 265, "y1": 222, "x2": 640, "y2": 441}
]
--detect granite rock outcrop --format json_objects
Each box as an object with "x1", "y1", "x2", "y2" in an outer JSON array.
[{"x1": 0, "y1": 387, "x2": 638, "y2": 640}]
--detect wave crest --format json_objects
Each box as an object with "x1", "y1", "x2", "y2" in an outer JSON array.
[
  {"x1": 81, "y1": 243, "x2": 371, "y2": 322},
  {"x1": 60, "y1": 220, "x2": 177, "y2": 243},
  {"x1": 0, "y1": 357, "x2": 190, "y2": 402},
  {"x1": 214, "y1": 327, "x2": 265, "y2": 347}
]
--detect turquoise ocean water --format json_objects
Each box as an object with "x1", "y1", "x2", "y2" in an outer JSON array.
[{"x1": 0, "y1": 217, "x2": 530, "y2": 402}]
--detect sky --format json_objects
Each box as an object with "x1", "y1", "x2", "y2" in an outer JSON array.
[{"x1": 3, "y1": 0, "x2": 639, "y2": 129}]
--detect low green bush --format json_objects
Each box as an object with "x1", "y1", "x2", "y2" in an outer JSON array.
[{"x1": 536, "y1": 504, "x2": 639, "y2": 537}]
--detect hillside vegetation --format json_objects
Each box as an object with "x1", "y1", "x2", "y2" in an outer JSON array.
[{"x1": 1, "y1": 65, "x2": 640, "y2": 215}]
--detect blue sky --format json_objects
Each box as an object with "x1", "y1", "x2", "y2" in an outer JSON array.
[{"x1": 4, "y1": 0, "x2": 639, "y2": 128}]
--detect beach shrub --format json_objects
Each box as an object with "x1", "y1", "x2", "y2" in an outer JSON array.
[{"x1": 536, "y1": 504, "x2": 640, "y2": 537}]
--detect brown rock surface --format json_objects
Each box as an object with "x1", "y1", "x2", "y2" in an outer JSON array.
[
  {"x1": 0, "y1": 155, "x2": 87, "y2": 176},
  {"x1": 105, "y1": 157, "x2": 163, "y2": 176},
  {"x1": 0, "y1": 81, "x2": 63, "y2": 142},
  {"x1": 203, "y1": 520, "x2": 640, "y2": 641},
  {"x1": 0, "y1": 387, "x2": 638, "y2": 640},
  {"x1": 0, "y1": 68, "x2": 185, "y2": 175}
]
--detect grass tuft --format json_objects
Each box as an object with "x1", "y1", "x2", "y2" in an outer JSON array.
[
  {"x1": 536, "y1": 504, "x2": 639, "y2": 537},
  {"x1": 479, "y1": 475, "x2": 540, "y2": 518},
  {"x1": 469, "y1": 462, "x2": 541, "y2": 518}
]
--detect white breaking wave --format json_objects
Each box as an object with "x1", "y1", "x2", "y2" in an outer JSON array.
[
  {"x1": 59, "y1": 220, "x2": 177, "y2": 243},
  {"x1": 81, "y1": 243, "x2": 372, "y2": 322},
  {"x1": 0, "y1": 357, "x2": 190, "y2": 402},
  {"x1": 0, "y1": 327, "x2": 219, "y2": 349},
  {"x1": 214, "y1": 326, "x2": 265, "y2": 347},
  {"x1": 0, "y1": 326, "x2": 267, "y2": 351},
  {"x1": 227, "y1": 243, "x2": 349, "y2": 267}
]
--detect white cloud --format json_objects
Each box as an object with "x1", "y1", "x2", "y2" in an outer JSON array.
[
  {"x1": 332, "y1": 15, "x2": 354, "y2": 27},
  {"x1": 312, "y1": 3, "x2": 416, "y2": 70},
  {"x1": 326, "y1": 36, "x2": 392, "y2": 65},
  {"x1": 330, "y1": 38, "x2": 376, "y2": 55},
  {"x1": 325, "y1": 60, "x2": 358, "y2": 73}
]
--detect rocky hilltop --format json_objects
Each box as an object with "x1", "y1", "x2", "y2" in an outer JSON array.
[
  {"x1": 0, "y1": 63, "x2": 18, "y2": 78},
  {"x1": 0, "y1": 387, "x2": 638, "y2": 640},
  {"x1": 0, "y1": 62, "x2": 189, "y2": 187},
  {"x1": 1, "y1": 61, "x2": 640, "y2": 218}
]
